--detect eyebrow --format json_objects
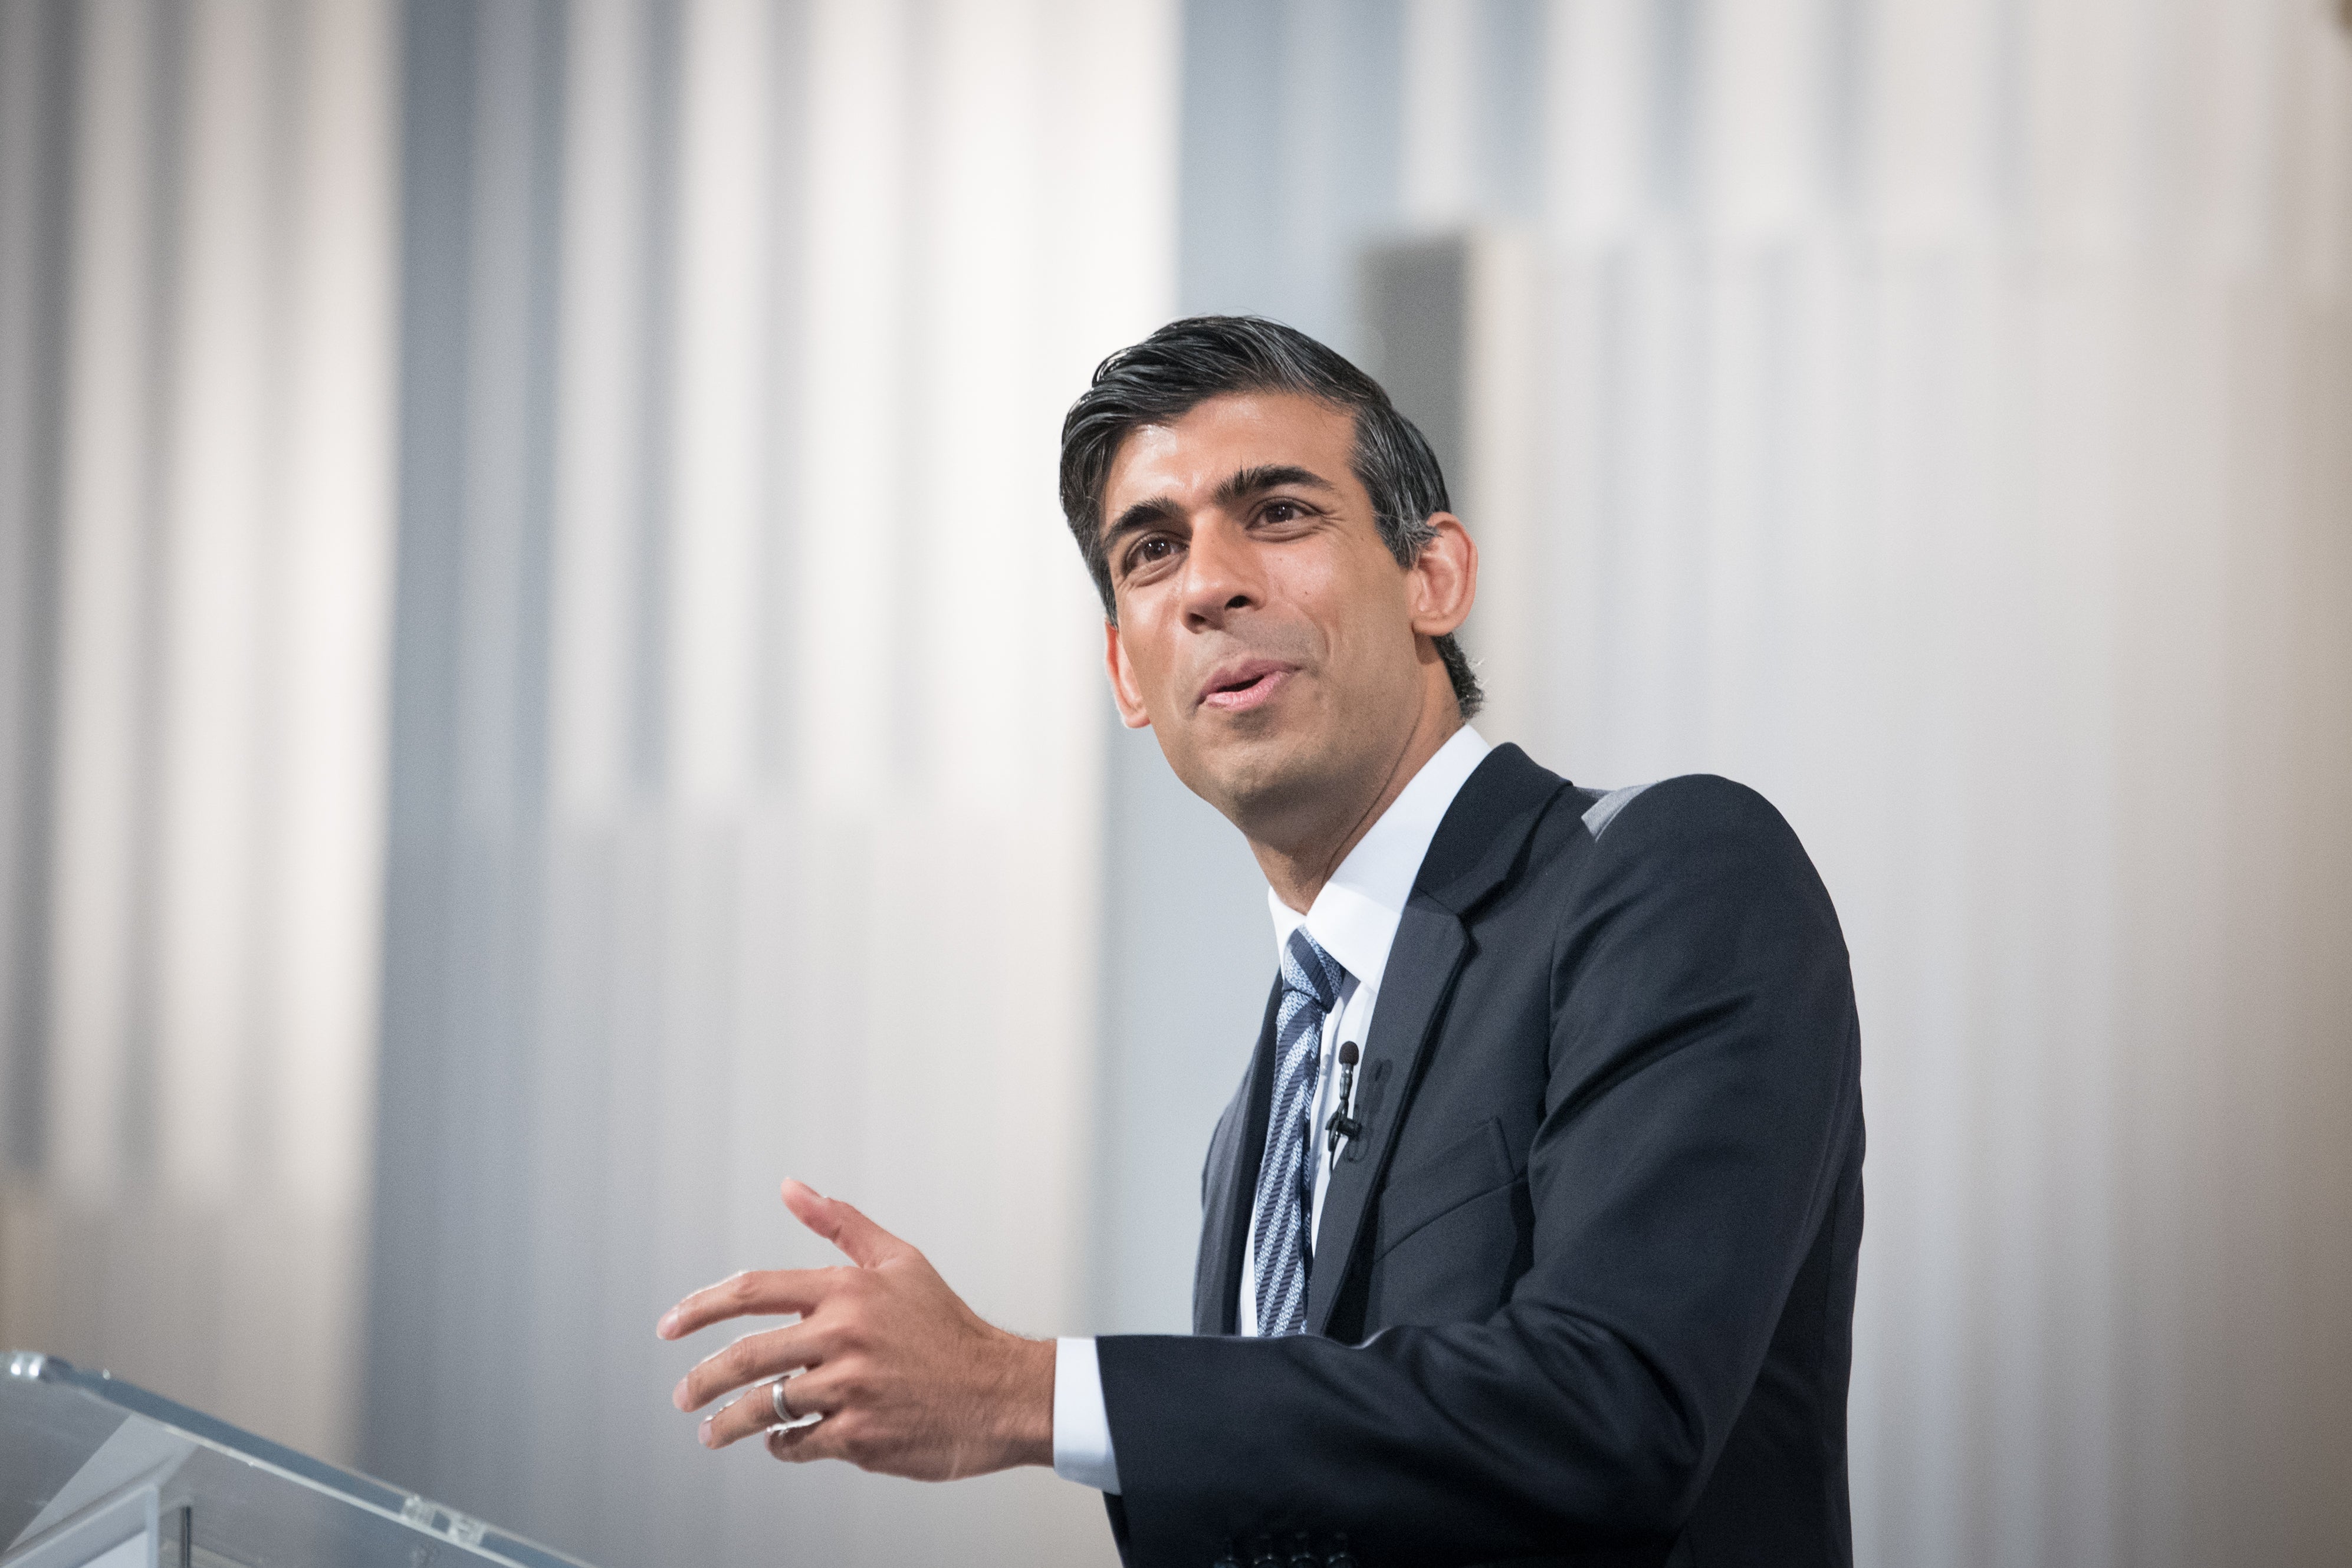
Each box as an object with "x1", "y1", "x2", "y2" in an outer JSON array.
[
  {"x1": 1101, "y1": 464, "x2": 1342, "y2": 558},
  {"x1": 1215, "y1": 464, "x2": 1339, "y2": 507}
]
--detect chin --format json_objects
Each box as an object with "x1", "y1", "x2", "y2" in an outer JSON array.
[{"x1": 1185, "y1": 729, "x2": 1341, "y2": 836}]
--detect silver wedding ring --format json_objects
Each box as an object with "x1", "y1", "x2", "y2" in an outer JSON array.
[{"x1": 769, "y1": 1377, "x2": 792, "y2": 1425}]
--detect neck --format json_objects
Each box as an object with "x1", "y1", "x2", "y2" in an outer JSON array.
[{"x1": 1252, "y1": 696, "x2": 1462, "y2": 914}]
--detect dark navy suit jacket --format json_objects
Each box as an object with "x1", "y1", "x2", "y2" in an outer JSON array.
[{"x1": 1096, "y1": 744, "x2": 1865, "y2": 1567}]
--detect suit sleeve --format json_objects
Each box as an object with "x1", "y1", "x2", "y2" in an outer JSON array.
[{"x1": 1093, "y1": 777, "x2": 1864, "y2": 1567}]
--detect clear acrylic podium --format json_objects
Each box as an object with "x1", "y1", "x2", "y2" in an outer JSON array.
[{"x1": 2, "y1": 1352, "x2": 597, "y2": 1568}]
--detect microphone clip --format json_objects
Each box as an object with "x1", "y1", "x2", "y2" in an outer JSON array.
[{"x1": 1325, "y1": 1040, "x2": 1364, "y2": 1159}]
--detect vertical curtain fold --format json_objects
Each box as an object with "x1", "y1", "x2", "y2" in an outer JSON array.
[
  {"x1": 0, "y1": 0, "x2": 399, "y2": 1467},
  {"x1": 368, "y1": 3, "x2": 1175, "y2": 1563}
]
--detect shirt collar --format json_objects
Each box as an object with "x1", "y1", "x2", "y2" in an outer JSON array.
[{"x1": 1268, "y1": 726, "x2": 1491, "y2": 996}]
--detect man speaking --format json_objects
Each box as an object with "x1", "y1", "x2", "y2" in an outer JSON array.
[{"x1": 659, "y1": 317, "x2": 1865, "y2": 1567}]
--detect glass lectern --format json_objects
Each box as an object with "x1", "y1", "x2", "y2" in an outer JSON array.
[{"x1": 2, "y1": 1351, "x2": 596, "y2": 1568}]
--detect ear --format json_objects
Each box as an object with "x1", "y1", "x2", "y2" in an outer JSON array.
[
  {"x1": 1407, "y1": 512, "x2": 1477, "y2": 639},
  {"x1": 1104, "y1": 619, "x2": 1153, "y2": 729}
]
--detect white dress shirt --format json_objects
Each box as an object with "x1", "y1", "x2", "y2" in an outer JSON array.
[{"x1": 1053, "y1": 726, "x2": 1492, "y2": 1494}]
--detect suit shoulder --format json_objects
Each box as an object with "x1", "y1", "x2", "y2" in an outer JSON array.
[
  {"x1": 1533, "y1": 774, "x2": 1847, "y2": 971},
  {"x1": 1594, "y1": 773, "x2": 1796, "y2": 845},
  {"x1": 1540, "y1": 773, "x2": 1822, "y2": 895}
]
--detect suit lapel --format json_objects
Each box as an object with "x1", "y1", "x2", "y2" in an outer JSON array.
[
  {"x1": 1197, "y1": 745, "x2": 1575, "y2": 1341},
  {"x1": 1193, "y1": 978, "x2": 1283, "y2": 1335},
  {"x1": 1304, "y1": 899, "x2": 1467, "y2": 1334},
  {"x1": 1304, "y1": 743, "x2": 1574, "y2": 1337}
]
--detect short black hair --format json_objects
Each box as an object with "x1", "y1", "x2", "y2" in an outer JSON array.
[{"x1": 1058, "y1": 314, "x2": 1483, "y2": 719}]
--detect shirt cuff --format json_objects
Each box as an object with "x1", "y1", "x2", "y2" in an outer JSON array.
[{"x1": 1050, "y1": 1337, "x2": 1122, "y2": 1494}]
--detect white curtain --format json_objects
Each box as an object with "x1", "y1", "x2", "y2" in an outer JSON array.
[
  {"x1": 366, "y1": 2, "x2": 1173, "y2": 1564},
  {"x1": 0, "y1": 0, "x2": 399, "y2": 1465},
  {"x1": 0, "y1": 3, "x2": 1177, "y2": 1563}
]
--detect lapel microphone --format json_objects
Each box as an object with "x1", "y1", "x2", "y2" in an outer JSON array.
[{"x1": 1325, "y1": 1040, "x2": 1364, "y2": 1162}]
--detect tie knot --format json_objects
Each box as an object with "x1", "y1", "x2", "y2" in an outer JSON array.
[{"x1": 1282, "y1": 927, "x2": 1345, "y2": 1014}]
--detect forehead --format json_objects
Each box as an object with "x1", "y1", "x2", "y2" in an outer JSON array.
[{"x1": 1100, "y1": 391, "x2": 1360, "y2": 528}]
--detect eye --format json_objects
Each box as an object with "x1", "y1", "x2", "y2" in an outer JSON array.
[
  {"x1": 1260, "y1": 498, "x2": 1308, "y2": 525},
  {"x1": 1122, "y1": 534, "x2": 1178, "y2": 574}
]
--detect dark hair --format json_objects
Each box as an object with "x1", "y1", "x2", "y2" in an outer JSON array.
[{"x1": 1058, "y1": 314, "x2": 1484, "y2": 719}]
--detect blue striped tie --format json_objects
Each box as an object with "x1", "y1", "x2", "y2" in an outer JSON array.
[{"x1": 1252, "y1": 926, "x2": 1346, "y2": 1337}]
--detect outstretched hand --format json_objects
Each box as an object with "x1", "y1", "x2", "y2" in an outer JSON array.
[{"x1": 657, "y1": 1179, "x2": 1054, "y2": 1480}]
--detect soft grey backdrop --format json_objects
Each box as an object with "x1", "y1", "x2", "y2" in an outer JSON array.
[{"x1": 2, "y1": 4, "x2": 2350, "y2": 1567}]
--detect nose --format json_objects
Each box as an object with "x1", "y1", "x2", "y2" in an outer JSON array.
[{"x1": 1179, "y1": 514, "x2": 1260, "y2": 632}]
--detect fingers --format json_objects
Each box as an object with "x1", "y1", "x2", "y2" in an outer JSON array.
[
  {"x1": 766, "y1": 1411, "x2": 860, "y2": 1467},
  {"x1": 780, "y1": 1179, "x2": 915, "y2": 1271},
  {"x1": 698, "y1": 1371, "x2": 829, "y2": 1450},
  {"x1": 700, "y1": 1352, "x2": 859, "y2": 1450},
  {"x1": 671, "y1": 1320, "x2": 822, "y2": 1414},
  {"x1": 656, "y1": 1265, "x2": 840, "y2": 1342},
  {"x1": 653, "y1": 1184, "x2": 915, "y2": 1344}
]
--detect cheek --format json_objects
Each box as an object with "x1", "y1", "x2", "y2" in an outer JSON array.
[
  {"x1": 1287, "y1": 556, "x2": 1414, "y2": 671},
  {"x1": 1115, "y1": 602, "x2": 1186, "y2": 705}
]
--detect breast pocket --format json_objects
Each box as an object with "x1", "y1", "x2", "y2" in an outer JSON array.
[{"x1": 1374, "y1": 1116, "x2": 1519, "y2": 1260}]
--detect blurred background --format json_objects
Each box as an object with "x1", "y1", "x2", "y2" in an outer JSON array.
[{"x1": 2, "y1": 1, "x2": 2349, "y2": 1564}]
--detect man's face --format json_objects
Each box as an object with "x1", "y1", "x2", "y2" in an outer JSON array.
[{"x1": 1098, "y1": 391, "x2": 1470, "y2": 844}]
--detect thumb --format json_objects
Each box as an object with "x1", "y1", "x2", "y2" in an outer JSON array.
[{"x1": 780, "y1": 1179, "x2": 912, "y2": 1270}]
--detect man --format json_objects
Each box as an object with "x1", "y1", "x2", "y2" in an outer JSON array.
[{"x1": 661, "y1": 317, "x2": 1865, "y2": 1567}]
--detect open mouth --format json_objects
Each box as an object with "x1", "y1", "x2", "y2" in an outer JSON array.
[{"x1": 1198, "y1": 660, "x2": 1293, "y2": 713}]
